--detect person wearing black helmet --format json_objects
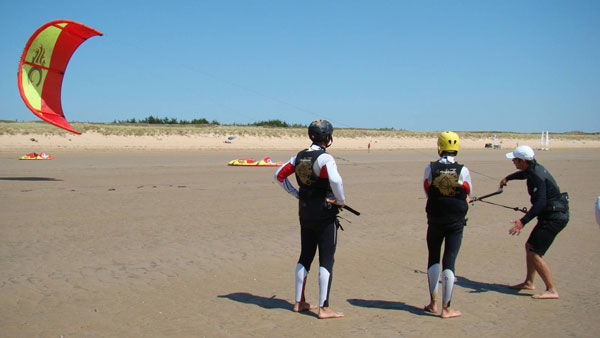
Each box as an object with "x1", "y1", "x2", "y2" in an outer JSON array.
[
  {"x1": 423, "y1": 131, "x2": 473, "y2": 318},
  {"x1": 275, "y1": 119, "x2": 346, "y2": 319}
]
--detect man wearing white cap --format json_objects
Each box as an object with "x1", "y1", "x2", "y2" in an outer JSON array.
[{"x1": 500, "y1": 145, "x2": 569, "y2": 299}]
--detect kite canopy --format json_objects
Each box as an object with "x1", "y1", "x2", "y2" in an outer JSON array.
[
  {"x1": 18, "y1": 20, "x2": 102, "y2": 134},
  {"x1": 228, "y1": 157, "x2": 284, "y2": 167}
]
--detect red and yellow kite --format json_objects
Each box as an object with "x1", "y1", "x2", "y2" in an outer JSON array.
[{"x1": 18, "y1": 20, "x2": 102, "y2": 134}]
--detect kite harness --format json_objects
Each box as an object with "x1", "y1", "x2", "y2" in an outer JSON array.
[{"x1": 327, "y1": 203, "x2": 360, "y2": 231}]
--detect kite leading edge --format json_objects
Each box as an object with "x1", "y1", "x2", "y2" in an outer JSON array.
[{"x1": 17, "y1": 19, "x2": 102, "y2": 134}]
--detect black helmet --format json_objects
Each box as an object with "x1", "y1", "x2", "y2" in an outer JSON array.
[{"x1": 308, "y1": 119, "x2": 333, "y2": 146}]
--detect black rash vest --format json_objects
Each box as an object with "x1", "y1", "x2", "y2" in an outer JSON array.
[
  {"x1": 294, "y1": 147, "x2": 338, "y2": 221},
  {"x1": 506, "y1": 160, "x2": 562, "y2": 225},
  {"x1": 426, "y1": 161, "x2": 468, "y2": 223}
]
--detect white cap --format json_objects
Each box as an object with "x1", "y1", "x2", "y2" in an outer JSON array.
[{"x1": 506, "y1": 145, "x2": 535, "y2": 160}]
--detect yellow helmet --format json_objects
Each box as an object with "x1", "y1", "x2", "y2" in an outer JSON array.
[{"x1": 437, "y1": 131, "x2": 460, "y2": 156}]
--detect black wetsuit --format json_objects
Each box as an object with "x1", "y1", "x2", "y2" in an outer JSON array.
[
  {"x1": 425, "y1": 160, "x2": 469, "y2": 273},
  {"x1": 295, "y1": 146, "x2": 339, "y2": 307},
  {"x1": 506, "y1": 160, "x2": 569, "y2": 256}
]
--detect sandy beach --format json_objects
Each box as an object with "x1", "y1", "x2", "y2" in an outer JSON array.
[
  {"x1": 1, "y1": 134, "x2": 599, "y2": 337},
  {"x1": 2, "y1": 131, "x2": 600, "y2": 151}
]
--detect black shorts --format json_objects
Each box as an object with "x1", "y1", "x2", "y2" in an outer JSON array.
[{"x1": 527, "y1": 215, "x2": 568, "y2": 256}]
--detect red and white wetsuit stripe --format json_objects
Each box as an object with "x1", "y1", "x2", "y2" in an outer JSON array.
[
  {"x1": 423, "y1": 156, "x2": 472, "y2": 198},
  {"x1": 274, "y1": 144, "x2": 346, "y2": 204}
]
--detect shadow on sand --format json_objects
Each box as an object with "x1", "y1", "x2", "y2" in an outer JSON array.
[
  {"x1": 455, "y1": 275, "x2": 528, "y2": 296},
  {"x1": 347, "y1": 299, "x2": 432, "y2": 317},
  {"x1": 347, "y1": 275, "x2": 528, "y2": 317},
  {"x1": 218, "y1": 292, "x2": 312, "y2": 313},
  {"x1": 414, "y1": 269, "x2": 526, "y2": 297},
  {"x1": 0, "y1": 177, "x2": 62, "y2": 181},
  {"x1": 218, "y1": 292, "x2": 320, "y2": 318}
]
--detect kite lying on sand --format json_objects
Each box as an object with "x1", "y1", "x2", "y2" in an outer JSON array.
[
  {"x1": 228, "y1": 157, "x2": 283, "y2": 167},
  {"x1": 19, "y1": 152, "x2": 54, "y2": 160},
  {"x1": 18, "y1": 20, "x2": 103, "y2": 134}
]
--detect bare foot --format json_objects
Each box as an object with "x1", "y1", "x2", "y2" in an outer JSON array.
[
  {"x1": 441, "y1": 307, "x2": 462, "y2": 319},
  {"x1": 510, "y1": 281, "x2": 536, "y2": 290},
  {"x1": 293, "y1": 301, "x2": 317, "y2": 312},
  {"x1": 532, "y1": 290, "x2": 559, "y2": 299},
  {"x1": 318, "y1": 307, "x2": 344, "y2": 319},
  {"x1": 424, "y1": 301, "x2": 438, "y2": 314}
]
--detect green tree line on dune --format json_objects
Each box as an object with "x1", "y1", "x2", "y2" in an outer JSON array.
[
  {"x1": 113, "y1": 115, "x2": 220, "y2": 125},
  {"x1": 250, "y1": 119, "x2": 306, "y2": 128},
  {"x1": 113, "y1": 116, "x2": 305, "y2": 128}
]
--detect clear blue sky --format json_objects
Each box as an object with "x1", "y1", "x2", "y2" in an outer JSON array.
[{"x1": 1, "y1": 0, "x2": 598, "y2": 132}]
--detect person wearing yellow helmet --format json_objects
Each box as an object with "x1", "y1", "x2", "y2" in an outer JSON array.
[
  {"x1": 423, "y1": 131, "x2": 472, "y2": 318},
  {"x1": 437, "y1": 131, "x2": 460, "y2": 156}
]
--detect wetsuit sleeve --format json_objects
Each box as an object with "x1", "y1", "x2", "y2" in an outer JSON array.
[
  {"x1": 274, "y1": 158, "x2": 299, "y2": 198},
  {"x1": 319, "y1": 154, "x2": 346, "y2": 204},
  {"x1": 459, "y1": 166, "x2": 472, "y2": 197},
  {"x1": 506, "y1": 171, "x2": 526, "y2": 181},
  {"x1": 520, "y1": 173, "x2": 547, "y2": 226},
  {"x1": 423, "y1": 164, "x2": 432, "y2": 197}
]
